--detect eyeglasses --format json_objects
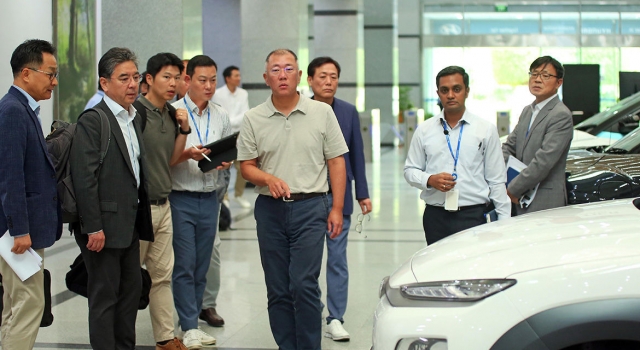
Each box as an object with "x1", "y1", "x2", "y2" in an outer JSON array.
[
  {"x1": 268, "y1": 66, "x2": 297, "y2": 76},
  {"x1": 27, "y1": 68, "x2": 58, "y2": 82},
  {"x1": 355, "y1": 213, "x2": 371, "y2": 238},
  {"x1": 528, "y1": 72, "x2": 557, "y2": 81},
  {"x1": 109, "y1": 74, "x2": 141, "y2": 85}
]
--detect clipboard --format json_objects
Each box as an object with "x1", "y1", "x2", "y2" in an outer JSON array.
[{"x1": 198, "y1": 132, "x2": 240, "y2": 172}]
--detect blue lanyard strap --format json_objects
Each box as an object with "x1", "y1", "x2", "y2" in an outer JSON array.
[
  {"x1": 184, "y1": 97, "x2": 210, "y2": 145},
  {"x1": 441, "y1": 119, "x2": 464, "y2": 175}
]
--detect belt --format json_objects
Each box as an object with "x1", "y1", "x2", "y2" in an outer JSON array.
[
  {"x1": 260, "y1": 192, "x2": 327, "y2": 202},
  {"x1": 427, "y1": 203, "x2": 491, "y2": 211},
  {"x1": 149, "y1": 198, "x2": 167, "y2": 206}
]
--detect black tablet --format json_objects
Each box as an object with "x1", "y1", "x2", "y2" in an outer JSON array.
[{"x1": 198, "y1": 132, "x2": 240, "y2": 172}]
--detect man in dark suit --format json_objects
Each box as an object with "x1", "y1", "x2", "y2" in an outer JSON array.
[
  {"x1": 502, "y1": 56, "x2": 573, "y2": 215},
  {"x1": 70, "y1": 47, "x2": 153, "y2": 350},
  {"x1": 307, "y1": 56, "x2": 371, "y2": 342},
  {"x1": 0, "y1": 39, "x2": 62, "y2": 350}
]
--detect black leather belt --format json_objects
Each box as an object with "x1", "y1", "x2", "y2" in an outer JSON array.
[
  {"x1": 427, "y1": 203, "x2": 492, "y2": 211},
  {"x1": 149, "y1": 198, "x2": 167, "y2": 206},
  {"x1": 284, "y1": 192, "x2": 326, "y2": 202}
]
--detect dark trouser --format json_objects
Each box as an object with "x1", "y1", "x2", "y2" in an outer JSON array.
[
  {"x1": 423, "y1": 204, "x2": 488, "y2": 244},
  {"x1": 255, "y1": 194, "x2": 329, "y2": 350},
  {"x1": 75, "y1": 233, "x2": 141, "y2": 350}
]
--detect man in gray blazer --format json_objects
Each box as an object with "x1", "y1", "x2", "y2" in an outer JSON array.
[
  {"x1": 502, "y1": 56, "x2": 573, "y2": 215},
  {"x1": 70, "y1": 47, "x2": 153, "y2": 350}
]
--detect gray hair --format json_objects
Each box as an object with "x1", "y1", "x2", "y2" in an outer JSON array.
[
  {"x1": 98, "y1": 47, "x2": 138, "y2": 91},
  {"x1": 264, "y1": 48, "x2": 298, "y2": 71}
]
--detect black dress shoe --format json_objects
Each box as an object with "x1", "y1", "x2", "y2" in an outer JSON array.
[{"x1": 199, "y1": 308, "x2": 225, "y2": 327}]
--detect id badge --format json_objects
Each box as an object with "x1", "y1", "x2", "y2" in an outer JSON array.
[
  {"x1": 204, "y1": 173, "x2": 215, "y2": 190},
  {"x1": 444, "y1": 189, "x2": 459, "y2": 211}
]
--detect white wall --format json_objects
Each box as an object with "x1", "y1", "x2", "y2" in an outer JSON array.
[{"x1": 0, "y1": 0, "x2": 54, "y2": 133}]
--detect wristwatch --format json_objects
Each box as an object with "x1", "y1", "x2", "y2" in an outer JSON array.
[{"x1": 179, "y1": 126, "x2": 192, "y2": 135}]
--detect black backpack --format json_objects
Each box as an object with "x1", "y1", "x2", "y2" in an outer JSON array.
[
  {"x1": 46, "y1": 108, "x2": 111, "y2": 223},
  {"x1": 219, "y1": 201, "x2": 232, "y2": 231}
]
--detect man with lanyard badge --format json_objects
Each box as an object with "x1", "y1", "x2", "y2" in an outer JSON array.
[{"x1": 404, "y1": 66, "x2": 510, "y2": 244}]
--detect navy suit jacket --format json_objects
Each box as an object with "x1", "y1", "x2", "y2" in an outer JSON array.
[
  {"x1": 331, "y1": 98, "x2": 370, "y2": 216},
  {"x1": 0, "y1": 86, "x2": 62, "y2": 249}
]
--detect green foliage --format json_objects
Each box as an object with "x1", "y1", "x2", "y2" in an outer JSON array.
[
  {"x1": 491, "y1": 49, "x2": 533, "y2": 86},
  {"x1": 399, "y1": 85, "x2": 415, "y2": 111}
]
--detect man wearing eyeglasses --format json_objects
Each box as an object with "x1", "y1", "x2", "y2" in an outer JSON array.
[
  {"x1": 70, "y1": 47, "x2": 154, "y2": 350},
  {"x1": 404, "y1": 66, "x2": 510, "y2": 244},
  {"x1": 237, "y1": 49, "x2": 348, "y2": 350},
  {"x1": 502, "y1": 56, "x2": 573, "y2": 215},
  {"x1": 0, "y1": 39, "x2": 62, "y2": 350}
]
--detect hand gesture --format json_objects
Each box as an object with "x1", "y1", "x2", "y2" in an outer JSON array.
[{"x1": 428, "y1": 172, "x2": 456, "y2": 192}]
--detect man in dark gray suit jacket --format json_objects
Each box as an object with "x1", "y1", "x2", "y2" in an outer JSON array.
[
  {"x1": 0, "y1": 39, "x2": 62, "y2": 350},
  {"x1": 502, "y1": 56, "x2": 573, "y2": 215},
  {"x1": 70, "y1": 47, "x2": 153, "y2": 350}
]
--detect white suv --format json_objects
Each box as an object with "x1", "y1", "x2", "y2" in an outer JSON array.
[{"x1": 373, "y1": 198, "x2": 640, "y2": 350}]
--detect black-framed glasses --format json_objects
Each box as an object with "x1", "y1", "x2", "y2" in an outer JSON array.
[
  {"x1": 27, "y1": 68, "x2": 58, "y2": 81},
  {"x1": 355, "y1": 213, "x2": 371, "y2": 237},
  {"x1": 528, "y1": 72, "x2": 557, "y2": 81}
]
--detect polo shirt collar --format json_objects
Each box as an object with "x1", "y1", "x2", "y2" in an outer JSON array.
[
  {"x1": 138, "y1": 95, "x2": 165, "y2": 112},
  {"x1": 265, "y1": 92, "x2": 308, "y2": 117}
]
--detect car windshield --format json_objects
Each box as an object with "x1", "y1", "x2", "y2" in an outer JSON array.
[
  {"x1": 605, "y1": 127, "x2": 640, "y2": 154},
  {"x1": 575, "y1": 92, "x2": 640, "y2": 131}
]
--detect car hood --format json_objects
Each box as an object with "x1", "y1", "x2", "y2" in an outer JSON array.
[
  {"x1": 390, "y1": 199, "x2": 640, "y2": 287},
  {"x1": 500, "y1": 130, "x2": 611, "y2": 150},
  {"x1": 567, "y1": 154, "x2": 640, "y2": 179}
]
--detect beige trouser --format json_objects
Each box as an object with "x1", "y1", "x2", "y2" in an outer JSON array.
[
  {"x1": 0, "y1": 248, "x2": 45, "y2": 350},
  {"x1": 224, "y1": 161, "x2": 247, "y2": 200},
  {"x1": 140, "y1": 201, "x2": 175, "y2": 342}
]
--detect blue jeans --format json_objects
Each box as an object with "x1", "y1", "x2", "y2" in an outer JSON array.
[
  {"x1": 325, "y1": 195, "x2": 350, "y2": 324},
  {"x1": 169, "y1": 190, "x2": 218, "y2": 331},
  {"x1": 255, "y1": 194, "x2": 329, "y2": 350}
]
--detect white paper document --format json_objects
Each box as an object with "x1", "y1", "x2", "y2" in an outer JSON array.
[
  {"x1": 0, "y1": 231, "x2": 42, "y2": 281},
  {"x1": 506, "y1": 156, "x2": 539, "y2": 209}
]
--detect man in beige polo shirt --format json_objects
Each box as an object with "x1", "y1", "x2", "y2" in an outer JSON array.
[{"x1": 237, "y1": 48, "x2": 348, "y2": 350}]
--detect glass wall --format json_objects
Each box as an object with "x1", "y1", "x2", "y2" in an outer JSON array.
[{"x1": 422, "y1": 3, "x2": 640, "y2": 129}]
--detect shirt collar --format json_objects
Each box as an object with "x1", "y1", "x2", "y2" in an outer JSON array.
[
  {"x1": 532, "y1": 94, "x2": 557, "y2": 111},
  {"x1": 138, "y1": 95, "x2": 165, "y2": 112},
  {"x1": 103, "y1": 94, "x2": 137, "y2": 122},
  {"x1": 265, "y1": 92, "x2": 308, "y2": 117},
  {"x1": 12, "y1": 85, "x2": 39, "y2": 113},
  {"x1": 183, "y1": 93, "x2": 209, "y2": 116},
  {"x1": 437, "y1": 109, "x2": 473, "y2": 128}
]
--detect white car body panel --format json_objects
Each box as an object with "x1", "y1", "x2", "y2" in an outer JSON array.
[
  {"x1": 374, "y1": 199, "x2": 640, "y2": 350},
  {"x1": 500, "y1": 130, "x2": 611, "y2": 150}
]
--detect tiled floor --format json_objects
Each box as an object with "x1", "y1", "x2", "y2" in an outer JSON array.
[{"x1": 31, "y1": 147, "x2": 427, "y2": 349}]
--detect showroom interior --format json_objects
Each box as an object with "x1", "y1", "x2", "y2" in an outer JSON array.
[{"x1": 2, "y1": 0, "x2": 640, "y2": 349}]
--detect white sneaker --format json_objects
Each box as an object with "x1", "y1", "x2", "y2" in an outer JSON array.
[
  {"x1": 234, "y1": 196, "x2": 251, "y2": 208},
  {"x1": 182, "y1": 329, "x2": 203, "y2": 349},
  {"x1": 193, "y1": 327, "x2": 216, "y2": 345},
  {"x1": 324, "y1": 319, "x2": 350, "y2": 341}
]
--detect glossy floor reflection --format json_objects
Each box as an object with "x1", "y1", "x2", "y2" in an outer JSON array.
[{"x1": 32, "y1": 147, "x2": 427, "y2": 349}]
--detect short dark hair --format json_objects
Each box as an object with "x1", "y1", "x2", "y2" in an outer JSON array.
[
  {"x1": 436, "y1": 66, "x2": 469, "y2": 89},
  {"x1": 10, "y1": 39, "x2": 57, "y2": 78},
  {"x1": 140, "y1": 71, "x2": 148, "y2": 85},
  {"x1": 265, "y1": 49, "x2": 298, "y2": 65},
  {"x1": 186, "y1": 55, "x2": 217, "y2": 77},
  {"x1": 530, "y1": 56, "x2": 564, "y2": 79},
  {"x1": 146, "y1": 52, "x2": 184, "y2": 79},
  {"x1": 307, "y1": 57, "x2": 341, "y2": 78},
  {"x1": 98, "y1": 47, "x2": 138, "y2": 91},
  {"x1": 223, "y1": 65, "x2": 239, "y2": 80}
]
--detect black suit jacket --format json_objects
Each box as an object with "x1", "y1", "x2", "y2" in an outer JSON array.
[{"x1": 70, "y1": 100, "x2": 153, "y2": 248}]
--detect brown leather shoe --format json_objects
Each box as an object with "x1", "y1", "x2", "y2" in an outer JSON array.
[
  {"x1": 156, "y1": 337, "x2": 188, "y2": 350},
  {"x1": 199, "y1": 308, "x2": 225, "y2": 327}
]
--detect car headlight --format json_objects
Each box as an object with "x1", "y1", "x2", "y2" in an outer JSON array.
[
  {"x1": 396, "y1": 337, "x2": 447, "y2": 350},
  {"x1": 400, "y1": 279, "x2": 516, "y2": 302}
]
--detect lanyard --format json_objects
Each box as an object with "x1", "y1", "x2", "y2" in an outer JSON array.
[
  {"x1": 184, "y1": 97, "x2": 210, "y2": 145},
  {"x1": 441, "y1": 119, "x2": 463, "y2": 180}
]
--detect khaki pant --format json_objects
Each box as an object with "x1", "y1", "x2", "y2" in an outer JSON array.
[
  {"x1": 0, "y1": 248, "x2": 44, "y2": 350},
  {"x1": 140, "y1": 201, "x2": 175, "y2": 342},
  {"x1": 225, "y1": 161, "x2": 247, "y2": 200}
]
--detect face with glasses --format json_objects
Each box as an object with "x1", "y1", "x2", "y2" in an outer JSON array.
[
  {"x1": 529, "y1": 63, "x2": 562, "y2": 103},
  {"x1": 100, "y1": 60, "x2": 140, "y2": 109},
  {"x1": 21, "y1": 52, "x2": 58, "y2": 101},
  {"x1": 264, "y1": 52, "x2": 301, "y2": 98}
]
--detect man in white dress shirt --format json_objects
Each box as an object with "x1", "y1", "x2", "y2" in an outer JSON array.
[
  {"x1": 404, "y1": 66, "x2": 510, "y2": 244},
  {"x1": 212, "y1": 65, "x2": 251, "y2": 208}
]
